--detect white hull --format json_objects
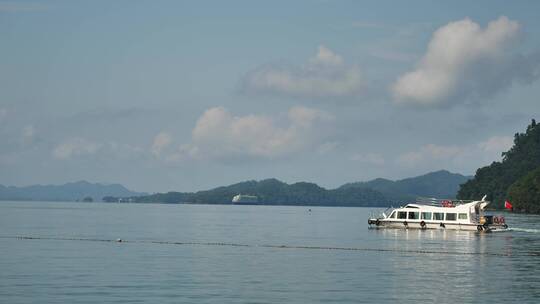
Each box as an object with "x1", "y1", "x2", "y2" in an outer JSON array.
[
  {"x1": 368, "y1": 219, "x2": 508, "y2": 232},
  {"x1": 232, "y1": 194, "x2": 258, "y2": 204}
]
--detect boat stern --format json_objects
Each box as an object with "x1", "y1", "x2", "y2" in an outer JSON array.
[{"x1": 478, "y1": 215, "x2": 509, "y2": 232}]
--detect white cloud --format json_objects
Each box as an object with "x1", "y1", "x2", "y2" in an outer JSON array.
[
  {"x1": 287, "y1": 105, "x2": 334, "y2": 128},
  {"x1": 351, "y1": 153, "x2": 385, "y2": 166},
  {"x1": 241, "y1": 45, "x2": 365, "y2": 98},
  {"x1": 397, "y1": 136, "x2": 513, "y2": 170},
  {"x1": 151, "y1": 132, "x2": 172, "y2": 157},
  {"x1": 169, "y1": 106, "x2": 334, "y2": 161},
  {"x1": 52, "y1": 138, "x2": 101, "y2": 160},
  {"x1": 52, "y1": 138, "x2": 145, "y2": 161},
  {"x1": 309, "y1": 45, "x2": 343, "y2": 66},
  {"x1": 392, "y1": 16, "x2": 539, "y2": 106}
]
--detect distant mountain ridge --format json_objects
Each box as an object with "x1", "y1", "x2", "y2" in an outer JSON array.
[
  {"x1": 0, "y1": 181, "x2": 146, "y2": 202},
  {"x1": 132, "y1": 178, "x2": 391, "y2": 207},
  {"x1": 126, "y1": 170, "x2": 471, "y2": 207},
  {"x1": 341, "y1": 170, "x2": 472, "y2": 202},
  {"x1": 1, "y1": 170, "x2": 471, "y2": 206}
]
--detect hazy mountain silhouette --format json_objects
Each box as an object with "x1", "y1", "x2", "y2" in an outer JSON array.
[{"x1": 0, "y1": 181, "x2": 146, "y2": 202}]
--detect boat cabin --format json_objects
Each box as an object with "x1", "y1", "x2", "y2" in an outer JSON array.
[{"x1": 368, "y1": 197, "x2": 508, "y2": 231}]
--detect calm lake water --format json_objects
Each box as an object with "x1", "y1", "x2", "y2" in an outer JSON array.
[{"x1": 1, "y1": 201, "x2": 540, "y2": 303}]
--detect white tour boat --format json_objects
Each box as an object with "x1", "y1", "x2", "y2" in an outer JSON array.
[
  {"x1": 232, "y1": 194, "x2": 259, "y2": 205},
  {"x1": 368, "y1": 195, "x2": 509, "y2": 232}
]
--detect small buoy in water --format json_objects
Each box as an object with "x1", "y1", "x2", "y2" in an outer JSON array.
[{"x1": 116, "y1": 238, "x2": 123, "y2": 243}]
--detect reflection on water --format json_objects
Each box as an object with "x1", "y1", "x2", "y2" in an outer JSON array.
[
  {"x1": 369, "y1": 218, "x2": 540, "y2": 303},
  {"x1": 373, "y1": 228, "x2": 488, "y2": 303},
  {"x1": 373, "y1": 227, "x2": 485, "y2": 253}
]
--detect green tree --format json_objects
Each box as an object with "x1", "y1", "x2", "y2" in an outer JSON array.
[
  {"x1": 507, "y1": 167, "x2": 540, "y2": 213},
  {"x1": 458, "y1": 119, "x2": 540, "y2": 209}
]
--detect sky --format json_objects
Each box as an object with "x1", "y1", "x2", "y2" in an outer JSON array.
[{"x1": 1, "y1": 0, "x2": 540, "y2": 193}]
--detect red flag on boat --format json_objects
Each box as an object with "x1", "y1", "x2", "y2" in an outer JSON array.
[{"x1": 504, "y1": 200, "x2": 513, "y2": 210}]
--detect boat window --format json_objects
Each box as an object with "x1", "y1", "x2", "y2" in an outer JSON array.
[
  {"x1": 408, "y1": 212, "x2": 419, "y2": 220},
  {"x1": 446, "y1": 213, "x2": 457, "y2": 221},
  {"x1": 389, "y1": 211, "x2": 396, "y2": 219},
  {"x1": 421, "y1": 212, "x2": 432, "y2": 220},
  {"x1": 458, "y1": 213, "x2": 468, "y2": 220},
  {"x1": 397, "y1": 211, "x2": 407, "y2": 219},
  {"x1": 433, "y1": 213, "x2": 444, "y2": 220}
]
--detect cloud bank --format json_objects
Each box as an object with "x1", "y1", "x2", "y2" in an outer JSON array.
[
  {"x1": 151, "y1": 132, "x2": 172, "y2": 157},
  {"x1": 392, "y1": 16, "x2": 540, "y2": 106},
  {"x1": 51, "y1": 137, "x2": 145, "y2": 162},
  {"x1": 52, "y1": 138, "x2": 102, "y2": 160},
  {"x1": 164, "y1": 106, "x2": 334, "y2": 161},
  {"x1": 241, "y1": 46, "x2": 365, "y2": 99},
  {"x1": 397, "y1": 136, "x2": 513, "y2": 171}
]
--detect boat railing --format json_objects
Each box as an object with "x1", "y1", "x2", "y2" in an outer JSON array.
[
  {"x1": 369, "y1": 206, "x2": 394, "y2": 219},
  {"x1": 414, "y1": 197, "x2": 475, "y2": 207},
  {"x1": 382, "y1": 206, "x2": 393, "y2": 218}
]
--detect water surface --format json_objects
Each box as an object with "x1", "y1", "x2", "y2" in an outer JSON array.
[{"x1": 1, "y1": 201, "x2": 539, "y2": 303}]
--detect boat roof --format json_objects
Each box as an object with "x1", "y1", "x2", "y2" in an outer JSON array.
[
  {"x1": 414, "y1": 197, "x2": 478, "y2": 205},
  {"x1": 395, "y1": 197, "x2": 489, "y2": 211}
]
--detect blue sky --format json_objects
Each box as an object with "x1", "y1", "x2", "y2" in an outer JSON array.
[{"x1": 1, "y1": 0, "x2": 540, "y2": 192}]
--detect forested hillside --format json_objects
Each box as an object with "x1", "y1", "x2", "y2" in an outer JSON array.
[
  {"x1": 507, "y1": 167, "x2": 540, "y2": 213},
  {"x1": 131, "y1": 178, "x2": 390, "y2": 207},
  {"x1": 458, "y1": 120, "x2": 540, "y2": 212},
  {"x1": 341, "y1": 170, "x2": 470, "y2": 201},
  {"x1": 119, "y1": 170, "x2": 470, "y2": 207}
]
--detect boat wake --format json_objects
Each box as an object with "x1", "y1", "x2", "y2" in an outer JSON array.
[{"x1": 509, "y1": 227, "x2": 540, "y2": 234}]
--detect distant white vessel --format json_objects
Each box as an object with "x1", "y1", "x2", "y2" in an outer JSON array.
[
  {"x1": 368, "y1": 195, "x2": 509, "y2": 232},
  {"x1": 232, "y1": 194, "x2": 259, "y2": 205}
]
